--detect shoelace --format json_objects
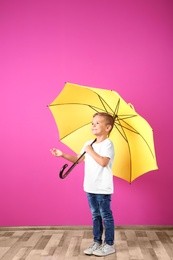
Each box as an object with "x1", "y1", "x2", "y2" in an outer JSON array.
[
  {"x1": 99, "y1": 243, "x2": 109, "y2": 252},
  {"x1": 89, "y1": 242, "x2": 98, "y2": 249}
]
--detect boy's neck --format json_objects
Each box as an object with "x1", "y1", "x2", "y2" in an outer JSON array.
[{"x1": 95, "y1": 135, "x2": 108, "y2": 143}]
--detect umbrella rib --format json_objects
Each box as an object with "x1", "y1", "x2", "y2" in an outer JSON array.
[
  {"x1": 116, "y1": 120, "x2": 138, "y2": 134},
  {"x1": 118, "y1": 117, "x2": 156, "y2": 158},
  {"x1": 113, "y1": 99, "x2": 137, "y2": 137},
  {"x1": 114, "y1": 119, "x2": 129, "y2": 142},
  {"x1": 90, "y1": 90, "x2": 116, "y2": 114},
  {"x1": 59, "y1": 122, "x2": 92, "y2": 141},
  {"x1": 50, "y1": 102, "x2": 116, "y2": 115},
  {"x1": 49, "y1": 102, "x2": 111, "y2": 112},
  {"x1": 113, "y1": 98, "x2": 120, "y2": 118},
  {"x1": 97, "y1": 96, "x2": 112, "y2": 113},
  {"x1": 113, "y1": 117, "x2": 132, "y2": 182},
  {"x1": 114, "y1": 113, "x2": 155, "y2": 181}
]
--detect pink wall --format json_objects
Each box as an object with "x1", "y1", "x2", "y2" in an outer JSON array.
[{"x1": 0, "y1": 0, "x2": 173, "y2": 226}]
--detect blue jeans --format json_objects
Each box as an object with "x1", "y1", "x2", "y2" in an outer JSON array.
[{"x1": 86, "y1": 193, "x2": 114, "y2": 245}]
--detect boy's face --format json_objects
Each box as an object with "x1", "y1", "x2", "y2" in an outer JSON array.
[{"x1": 91, "y1": 115, "x2": 110, "y2": 136}]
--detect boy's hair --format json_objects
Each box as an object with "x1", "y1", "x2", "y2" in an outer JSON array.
[{"x1": 93, "y1": 112, "x2": 115, "y2": 136}]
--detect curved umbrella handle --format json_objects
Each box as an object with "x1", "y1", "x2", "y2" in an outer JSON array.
[
  {"x1": 59, "y1": 164, "x2": 68, "y2": 178},
  {"x1": 59, "y1": 155, "x2": 83, "y2": 179},
  {"x1": 59, "y1": 138, "x2": 96, "y2": 179}
]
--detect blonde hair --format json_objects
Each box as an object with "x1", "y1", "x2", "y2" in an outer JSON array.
[{"x1": 93, "y1": 112, "x2": 115, "y2": 136}]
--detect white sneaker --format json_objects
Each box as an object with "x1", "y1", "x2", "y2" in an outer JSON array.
[
  {"x1": 84, "y1": 242, "x2": 101, "y2": 255},
  {"x1": 93, "y1": 243, "x2": 115, "y2": 256}
]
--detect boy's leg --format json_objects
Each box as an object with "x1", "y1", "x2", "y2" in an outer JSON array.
[
  {"x1": 86, "y1": 193, "x2": 103, "y2": 244},
  {"x1": 99, "y1": 194, "x2": 114, "y2": 245},
  {"x1": 92, "y1": 194, "x2": 115, "y2": 256}
]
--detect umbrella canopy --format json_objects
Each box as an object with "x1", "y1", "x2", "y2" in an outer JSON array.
[{"x1": 49, "y1": 82, "x2": 158, "y2": 183}]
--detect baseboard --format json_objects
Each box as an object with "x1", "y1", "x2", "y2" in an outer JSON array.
[{"x1": 0, "y1": 225, "x2": 173, "y2": 231}]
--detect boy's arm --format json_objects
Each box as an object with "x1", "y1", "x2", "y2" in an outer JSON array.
[
  {"x1": 85, "y1": 145, "x2": 110, "y2": 167},
  {"x1": 50, "y1": 148, "x2": 85, "y2": 163}
]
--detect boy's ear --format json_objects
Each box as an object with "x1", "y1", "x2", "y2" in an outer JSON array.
[{"x1": 106, "y1": 125, "x2": 112, "y2": 132}]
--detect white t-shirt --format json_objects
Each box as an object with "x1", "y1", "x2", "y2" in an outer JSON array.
[{"x1": 80, "y1": 138, "x2": 115, "y2": 194}]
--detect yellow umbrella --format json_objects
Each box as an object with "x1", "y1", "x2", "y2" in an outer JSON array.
[{"x1": 48, "y1": 82, "x2": 158, "y2": 183}]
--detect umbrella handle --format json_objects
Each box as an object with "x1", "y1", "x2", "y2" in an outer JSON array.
[
  {"x1": 59, "y1": 138, "x2": 97, "y2": 179},
  {"x1": 59, "y1": 153, "x2": 85, "y2": 179}
]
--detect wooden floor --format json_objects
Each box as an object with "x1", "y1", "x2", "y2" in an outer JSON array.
[{"x1": 0, "y1": 227, "x2": 173, "y2": 260}]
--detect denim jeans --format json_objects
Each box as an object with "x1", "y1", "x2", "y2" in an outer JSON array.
[{"x1": 86, "y1": 193, "x2": 114, "y2": 245}]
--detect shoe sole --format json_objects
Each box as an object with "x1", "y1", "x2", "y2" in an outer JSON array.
[
  {"x1": 93, "y1": 250, "x2": 115, "y2": 256},
  {"x1": 84, "y1": 251, "x2": 93, "y2": 255}
]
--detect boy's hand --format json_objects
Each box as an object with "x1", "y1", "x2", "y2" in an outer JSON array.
[
  {"x1": 84, "y1": 145, "x2": 93, "y2": 154},
  {"x1": 50, "y1": 148, "x2": 63, "y2": 157}
]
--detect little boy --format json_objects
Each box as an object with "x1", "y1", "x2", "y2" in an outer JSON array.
[{"x1": 50, "y1": 112, "x2": 115, "y2": 256}]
